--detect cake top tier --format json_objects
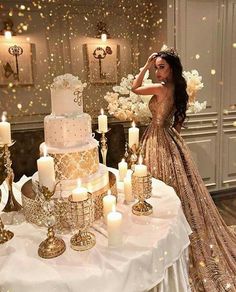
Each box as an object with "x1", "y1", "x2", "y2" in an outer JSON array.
[{"x1": 50, "y1": 74, "x2": 87, "y2": 116}]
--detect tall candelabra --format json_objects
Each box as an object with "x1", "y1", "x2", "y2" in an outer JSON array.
[
  {"x1": 0, "y1": 141, "x2": 22, "y2": 212},
  {"x1": 96, "y1": 129, "x2": 110, "y2": 165},
  {"x1": 68, "y1": 193, "x2": 96, "y2": 251},
  {"x1": 38, "y1": 183, "x2": 66, "y2": 259}
]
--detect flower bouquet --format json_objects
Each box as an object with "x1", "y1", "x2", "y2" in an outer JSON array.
[
  {"x1": 104, "y1": 70, "x2": 153, "y2": 124},
  {"x1": 183, "y1": 70, "x2": 206, "y2": 114},
  {"x1": 104, "y1": 68, "x2": 206, "y2": 123}
]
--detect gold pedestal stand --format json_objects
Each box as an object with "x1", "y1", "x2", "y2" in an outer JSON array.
[
  {"x1": 131, "y1": 173, "x2": 153, "y2": 216},
  {"x1": 38, "y1": 184, "x2": 66, "y2": 259},
  {"x1": 96, "y1": 129, "x2": 111, "y2": 165},
  {"x1": 0, "y1": 142, "x2": 22, "y2": 212},
  {"x1": 68, "y1": 193, "x2": 96, "y2": 251},
  {"x1": 0, "y1": 216, "x2": 14, "y2": 244}
]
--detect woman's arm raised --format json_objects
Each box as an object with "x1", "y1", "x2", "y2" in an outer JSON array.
[{"x1": 131, "y1": 53, "x2": 160, "y2": 96}]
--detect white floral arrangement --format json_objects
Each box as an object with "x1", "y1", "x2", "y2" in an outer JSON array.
[
  {"x1": 183, "y1": 70, "x2": 206, "y2": 114},
  {"x1": 51, "y1": 73, "x2": 87, "y2": 92},
  {"x1": 104, "y1": 70, "x2": 153, "y2": 124},
  {"x1": 104, "y1": 69, "x2": 206, "y2": 123}
]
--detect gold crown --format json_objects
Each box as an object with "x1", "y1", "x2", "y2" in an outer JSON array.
[{"x1": 159, "y1": 44, "x2": 178, "y2": 56}]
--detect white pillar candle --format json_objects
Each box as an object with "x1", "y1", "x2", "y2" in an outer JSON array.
[
  {"x1": 124, "y1": 175, "x2": 133, "y2": 203},
  {"x1": 72, "y1": 179, "x2": 88, "y2": 201},
  {"x1": 118, "y1": 158, "x2": 127, "y2": 181},
  {"x1": 128, "y1": 121, "x2": 139, "y2": 148},
  {"x1": 103, "y1": 190, "x2": 116, "y2": 221},
  {"x1": 37, "y1": 148, "x2": 55, "y2": 192},
  {"x1": 134, "y1": 164, "x2": 147, "y2": 177},
  {"x1": 98, "y1": 108, "x2": 108, "y2": 132},
  {"x1": 0, "y1": 113, "x2": 11, "y2": 145},
  {"x1": 107, "y1": 208, "x2": 123, "y2": 247}
]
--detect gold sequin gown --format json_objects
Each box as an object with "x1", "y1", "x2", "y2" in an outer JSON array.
[{"x1": 141, "y1": 95, "x2": 236, "y2": 291}]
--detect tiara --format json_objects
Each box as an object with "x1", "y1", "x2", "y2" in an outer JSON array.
[{"x1": 159, "y1": 44, "x2": 178, "y2": 56}]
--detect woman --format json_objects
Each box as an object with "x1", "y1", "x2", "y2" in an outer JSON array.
[{"x1": 132, "y1": 48, "x2": 236, "y2": 291}]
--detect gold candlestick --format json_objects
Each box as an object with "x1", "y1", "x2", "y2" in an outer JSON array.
[
  {"x1": 0, "y1": 141, "x2": 22, "y2": 212},
  {"x1": 38, "y1": 183, "x2": 66, "y2": 259},
  {"x1": 96, "y1": 128, "x2": 111, "y2": 165},
  {"x1": 0, "y1": 215, "x2": 14, "y2": 244},
  {"x1": 124, "y1": 142, "x2": 143, "y2": 170},
  {"x1": 131, "y1": 173, "x2": 153, "y2": 216},
  {"x1": 68, "y1": 193, "x2": 96, "y2": 251}
]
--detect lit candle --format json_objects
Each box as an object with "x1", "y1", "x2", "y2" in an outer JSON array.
[
  {"x1": 37, "y1": 145, "x2": 55, "y2": 192},
  {"x1": 98, "y1": 108, "x2": 108, "y2": 132},
  {"x1": 0, "y1": 112, "x2": 11, "y2": 145},
  {"x1": 134, "y1": 156, "x2": 147, "y2": 177},
  {"x1": 118, "y1": 158, "x2": 127, "y2": 181},
  {"x1": 128, "y1": 121, "x2": 139, "y2": 148},
  {"x1": 72, "y1": 179, "x2": 88, "y2": 202},
  {"x1": 124, "y1": 174, "x2": 133, "y2": 203},
  {"x1": 107, "y1": 206, "x2": 123, "y2": 247},
  {"x1": 103, "y1": 190, "x2": 116, "y2": 221}
]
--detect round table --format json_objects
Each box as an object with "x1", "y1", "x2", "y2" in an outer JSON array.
[{"x1": 0, "y1": 169, "x2": 192, "y2": 292}]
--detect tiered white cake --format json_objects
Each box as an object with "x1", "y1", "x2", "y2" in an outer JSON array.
[{"x1": 32, "y1": 74, "x2": 109, "y2": 198}]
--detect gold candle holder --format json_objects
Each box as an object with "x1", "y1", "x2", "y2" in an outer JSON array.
[
  {"x1": 0, "y1": 216, "x2": 14, "y2": 244},
  {"x1": 131, "y1": 173, "x2": 153, "y2": 216},
  {"x1": 124, "y1": 142, "x2": 143, "y2": 170},
  {"x1": 68, "y1": 193, "x2": 96, "y2": 251},
  {"x1": 0, "y1": 141, "x2": 22, "y2": 212},
  {"x1": 96, "y1": 128, "x2": 111, "y2": 165},
  {"x1": 38, "y1": 184, "x2": 66, "y2": 259}
]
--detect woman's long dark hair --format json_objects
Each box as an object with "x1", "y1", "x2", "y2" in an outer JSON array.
[{"x1": 156, "y1": 50, "x2": 189, "y2": 126}]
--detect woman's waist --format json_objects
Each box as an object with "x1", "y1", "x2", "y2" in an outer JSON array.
[{"x1": 151, "y1": 117, "x2": 173, "y2": 127}]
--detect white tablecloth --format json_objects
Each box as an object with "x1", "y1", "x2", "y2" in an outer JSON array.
[{"x1": 0, "y1": 169, "x2": 192, "y2": 292}]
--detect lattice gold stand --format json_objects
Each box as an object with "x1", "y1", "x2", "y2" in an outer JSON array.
[
  {"x1": 68, "y1": 193, "x2": 95, "y2": 251},
  {"x1": 131, "y1": 173, "x2": 153, "y2": 216},
  {"x1": 96, "y1": 129, "x2": 111, "y2": 165},
  {"x1": 0, "y1": 142, "x2": 22, "y2": 212},
  {"x1": 38, "y1": 184, "x2": 66, "y2": 259},
  {"x1": 0, "y1": 216, "x2": 14, "y2": 244}
]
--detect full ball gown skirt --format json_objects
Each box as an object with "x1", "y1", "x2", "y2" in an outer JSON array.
[{"x1": 141, "y1": 95, "x2": 236, "y2": 291}]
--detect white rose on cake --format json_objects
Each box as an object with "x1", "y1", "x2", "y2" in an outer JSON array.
[{"x1": 51, "y1": 73, "x2": 87, "y2": 91}]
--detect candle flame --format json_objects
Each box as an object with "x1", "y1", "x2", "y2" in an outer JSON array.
[
  {"x1": 107, "y1": 189, "x2": 111, "y2": 196},
  {"x1": 43, "y1": 144, "x2": 48, "y2": 157},
  {"x1": 121, "y1": 158, "x2": 125, "y2": 163},
  {"x1": 101, "y1": 108, "x2": 104, "y2": 115},
  {"x1": 101, "y1": 33, "x2": 107, "y2": 42},
  {"x1": 1, "y1": 111, "x2": 7, "y2": 122},
  {"x1": 138, "y1": 155, "x2": 143, "y2": 165},
  {"x1": 77, "y1": 179, "x2": 82, "y2": 188},
  {"x1": 132, "y1": 121, "x2": 136, "y2": 128}
]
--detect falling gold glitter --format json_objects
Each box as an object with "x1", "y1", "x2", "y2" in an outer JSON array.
[
  {"x1": 195, "y1": 54, "x2": 200, "y2": 59},
  {"x1": 233, "y1": 43, "x2": 236, "y2": 48}
]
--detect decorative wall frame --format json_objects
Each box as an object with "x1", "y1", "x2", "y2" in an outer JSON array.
[
  {"x1": 0, "y1": 42, "x2": 33, "y2": 85},
  {"x1": 84, "y1": 43, "x2": 119, "y2": 84}
]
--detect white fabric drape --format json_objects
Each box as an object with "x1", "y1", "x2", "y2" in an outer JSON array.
[{"x1": 0, "y1": 169, "x2": 192, "y2": 292}]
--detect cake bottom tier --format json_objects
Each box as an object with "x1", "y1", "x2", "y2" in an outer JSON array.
[{"x1": 21, "y1": 171, "x2": 117, "y2": 230}]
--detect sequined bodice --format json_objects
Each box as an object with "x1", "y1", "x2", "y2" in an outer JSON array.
[{"x1": 149, "y1": 95, "x2": 175, "y2": 127}]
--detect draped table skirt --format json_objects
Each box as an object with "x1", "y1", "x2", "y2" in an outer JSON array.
[{"x1": 0, "y1": 169, "x2": 192, "y2": 292}]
